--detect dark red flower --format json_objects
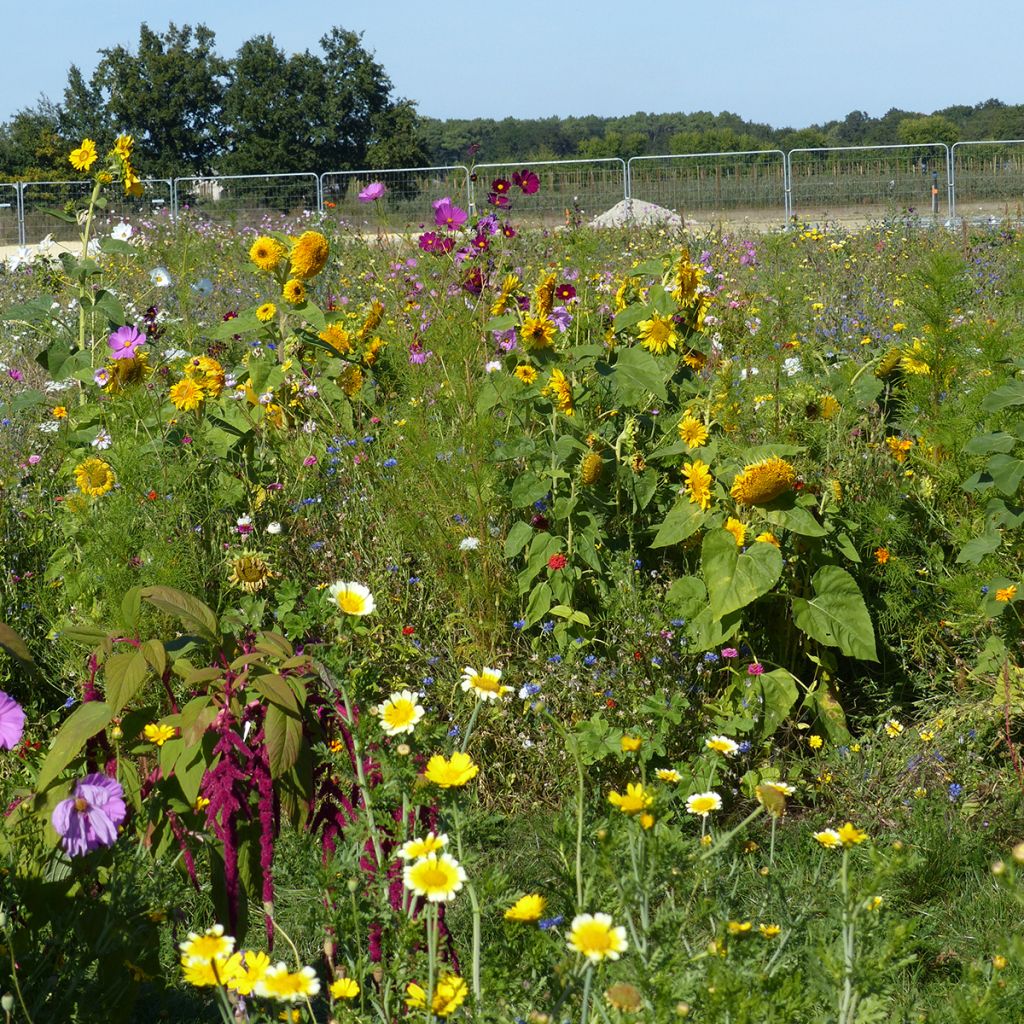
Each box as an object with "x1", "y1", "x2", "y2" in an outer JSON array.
[
  {"x1": 487, "y1": 192, "x2": 509, "y2": 208},
  {"x1": 491, "y1": 178, "x2": 511, "y2": 194},
  {"x1": 547, "y1": 553, "x2": 568, "y2": 571},
  {"x1": 633, "y1": 651, "x2": 643, "y2": 661},
  {"x1": 530, "y1": 514, "x2": 549, "y2": 531},
  {"x1": 463, "y1": 269, "x2": 484, "y2": 295},
  {"x1": 222, "y1": 310, "x2": 238, "y2": 322},
  {"x1": 501, "y1": 223, "x2": 517, "y2": 238},
  {"x1": 472, "y1": 234, "x2": 490, "y2": 251},
  {"x1": 512, "y1": 169, "x2": 540, "y2": 195},
  {"x1": 555, "y1": 283, "x2": 576, "y2": 301}
]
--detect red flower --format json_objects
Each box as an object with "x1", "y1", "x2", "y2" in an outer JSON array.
[
  {"x1": 146, "y1": 489, "x2": 158, "y2": 501},
  {"x1": 402, "y1": 625, "x2": 415, "y2": 636},
  {"x1": 547, "y1": 553, "x2": 568, "y2": 571},
  {"x1": 487, "y1": 191, "x2": 509, "y2": 208},
  {"x1": 555, "y1": 283, "x2": 576, "y2": 302},
  {"x1": 512, "y1": 169, "x2": 540, "y2": 194},
  {"x1": 491, "y1": 178, "x2": 511, "y2": 194},
  {"x1": 501, "y1": 223, "x2": 517, "y2": 238}
]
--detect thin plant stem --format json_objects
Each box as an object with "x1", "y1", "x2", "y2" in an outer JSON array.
[{"x1": 579, "y1": 965, "x2": 594, "y2": 1024}]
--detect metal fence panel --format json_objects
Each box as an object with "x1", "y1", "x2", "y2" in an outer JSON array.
[
  {"x1": 951, "y1": 140, "x2": 1024, "y2": 222},
  {"x1": 628, "y1": 151, "x2": 786, "y2": 228},
  {"x1": 473, "y1": 159, "x2": 627, "y2": 227},
  {"x1": 320, "y1": 166, "x2": 470, "y2": 232},
  {"x1": 173, "y1": 173, "x2": 320, "y2": 229},
  {"x1": 0, "y1": 184, "x2": 19, "y2": 246},
  {"x1": 788, "y1": 144, "x2": 949, "y2": 226}
]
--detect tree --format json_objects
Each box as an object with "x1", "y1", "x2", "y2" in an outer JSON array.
[
  {"x1": 0, "y1": 101, "x2": 70, "y2": 179},
  {"x1": 898, "y1": 114, "x2": 960, "y2": 149}
]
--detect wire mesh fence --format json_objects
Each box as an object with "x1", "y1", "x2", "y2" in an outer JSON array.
[
  {"x1": 0, "y1": 185, "x2": 20, "y2": 246},
  {"x1": 787, "y1": 144, "x2": 950, "y2": 225},
  {"x1": 320, "y1": 166, "x2": 471, "y2": 233},
  {"x1": 951, "y1": 141, "x2": 1024, "y2": 220},
  {"x1": 472, "y1": 159, "x2": 627, "y2": 227},
  {"x1": 627, "y1": 151, "x2": 786, "y2": 226},
  {"x1": 173, "y1": 174, "x2": 321, "y2": 231}
]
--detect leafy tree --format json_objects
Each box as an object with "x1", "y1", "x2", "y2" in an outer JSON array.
[
  {"x1": 898, "y1": 114, "x2": 960, "y2": 149},
  {"x1": 0, "y1": 102, "x2": 71, "y2": 180}
]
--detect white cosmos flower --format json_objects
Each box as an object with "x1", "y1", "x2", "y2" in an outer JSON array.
[
  {"x1": 459, "y1": 536, "x2": 481, "y2": 551},
  {"x1": 149, "y1": 266, "x2": 172, "y2": 287},
  {"x1": 266, "y1": 521, "x2": 282, "y2": 535},
  {"x1": 111, "y1": 221, "x2": 134, "y2": 241}
]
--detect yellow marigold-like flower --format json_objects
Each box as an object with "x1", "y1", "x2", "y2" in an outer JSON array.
[
  {"x1": 250, "y1": 235, "x2": 286, "y2": 272},
  {"x1": 723, "y1": 517, "x2": 747, "y2": 546},
  {"x1": 814, "y1": 828, "x2": 842, "y2": 849},
  {"x1": 505, "y1": 893, "x2": 546, "y2": 922},
  {"x1": 376, "y1": 690, "x2": 425, "y2": 736},
  {"x1": 996, "y1": 585, "x2": 1018, "y2": 603},
  {"x1": 567, "y1": 913, "x2": 628, "y2": 963},
  {"x1": 397, "y1": 832, "x2": 448, "y2": 860},
  {"x1": 74, "y1": 458, "x2": 116, "y2": 497},
  {"x1": 318, "y1": 323, "x2": 354, "y2": 354},
  {"x1": 254, "y1": 962, "x2": 321, "y2": 1003},
  {"x1": 885, "y1": 436, "x2": 914, "y2": 462},
  {"x1": 184, "y1": 355, "x2": 225, "y2": 398},
  {"x1": 637, "y1": 313, "x2": 678, "y2": 356},
  {"x1": 727, "y1": 920, "x2": 753, "y2": 935},
  {"x1": 836, "y1": 822, "x2": 868, "y2": 847},
  {"x1": 759, "y1": 923, "x2": 781, "y2": 938},
  {"x1": 143, "y1": 723, "x2": 175, "y2": 747},
  {"x1": 282, "y1": 279, "x2": 306, "y2": 305},
  {"x1": 639, "y1": 812, "x2": 655, "y2": 829},
  {"x1": 683, "y1": 459, "x2": 713, "y2": 511},
  {"x1": 705, "y1": 735, "x2": 739, "y2": 757},
  {"x1": 330, "y1": 977, "x2": 360, "y2": 1000},
  {"x1": 514, "y1": 363, "x2": 539, "y2": 385},
  {"x1": 289, "y1": 231, "x2": 330, "y2": 279},
  {"x1": 362, "y1": 336, "x2": 387, "y2": 367},
  {"x1": 521, "y1": 315, "x2": 556, "y2": 349},
  {"x1": 542, "y1": 368, "x2": 574, "y2": 416},
  {"x1": 685, "y1": 791, "x2": 722, "y2": 817},
  {"x1": 656, "y1": 768, "x2": 681, "y2": 783},
  {"x1": 169, "y1": 378, "x2": 204, "y2": 412},
  {"x1": 424, "y1": 751, "x2": 479, "y2": 788},
  {"x1": 339, "y1": 365, "x2": 364, "y2": 397},
  {"x1": 678, "y1": 412, "x2": 709, "y2": 448},
  {"x1": 608, "y1": 782, "x2": 654, "y2": 815},
  {"x1": 820, "y1": 394, "x2": 841, "y2": 419},
  {"x1": 358, "y1": 299, "x2": 385, "y2": 340},
  {"x1": 181, "y1": 952, "x2": 243, "y2": 988},
  {"x1": 885, "y1": 719, "x2": 904, "y2": 738},
  {"x1": 534, "y1": 271, "x2": 557, "y2": 319},
  {"x1": 228, "y1": 553, "x2": 273, "y2": 594},
  {"x1": 756, "y1": 531, "x2": 780, "y2": 547},
  {"x1": 228, "y1": 950, "x2": 271, "y2": 996},
  {"x1": 730, "y1": 457, "x2": 796, "y2": 505},
  {"x1": 875, "y1": 547, "x2": 890, "y2": 565},
  {"x1": 180, "y1": 924, "x2": 235, "y2": 963},
  {"x1": 113, "y1": 134, "x2": 134, "y2": 160},
  {"x1": 620, "y1": 735, "x2": 642, "y2": 752},
  {"x1": 403, "y1": 852, "x2": 467, "y2": 902},
  {"x1": 52, "y1": 405, "x2": 67, "y2": 419},
  {"x1": 808, "y1": 734, "x2": 823, "y2": 749},
  {"x1": 69, "y1": 138, "x2": 98, "y2": 171},
  {"x1": 461, "y1": 666, "x2": 509, "y2": 701},
  {"x1": 256, "y1": 302, "x2": 277, "y2": 323},
  {"x1": 405, "y1": 974, "x2": 467, "y2": 1017},
  {"x1": 900, "y1": 338, "x2": 932, "y2": 376}
]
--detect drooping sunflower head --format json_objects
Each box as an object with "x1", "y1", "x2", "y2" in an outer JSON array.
[
  {"x1": 533, "y1": 271, "x2": 557, "y2": 319},
  {"x1": 105, "y1": 352, "x2": 152, "y2": 392},
  {"x1": 730, "y1": 456, "x2": 796, "y2": 506},
  {"x1": 541, "y1": 368, "x2": 574, "y2": 416},
  {"x1": 228, "y1": 553, "x2": 273, "y2": 593},
  {"x1": 318, "y1": 324, "x2": 354, "y2": 355},
  {"x1": 249, "y1": 235, "x2": 285, "y2": 273},
  {"x1": 184, "y1": 355, "x2": 225, "y2": 398},
  {"x1": 74, "y1": 458, "x2": 116, "y2": 498},
  {"x1": 580, "y1": 452, "x2": 604, "y2": 486},
  {"x1": 288, "y1": 231, "x2": 330, "y2": 280}
]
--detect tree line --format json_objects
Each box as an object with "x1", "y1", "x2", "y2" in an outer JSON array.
[{"x1": 3, "y1": 22, "x2": 1024, "y2": 181}]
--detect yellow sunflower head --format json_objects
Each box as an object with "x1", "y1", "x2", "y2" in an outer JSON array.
[
  {"x1": 730, "y1": 457, "x2": 796, "y2": 506},
  {"x1": 73, "y1": 458, "x2": 116, "y2": 498},
  {"x1": 288, "y1": 231, "x2": 330, "y2": 280},
  {"x1": 282, "y1": 279, "x2": 307, "y2": 305},
  {"x1": 228, "y1": 552, "x2": 273, "y2": 593},
  {"x1": 249, "y1": 235, "x2": 285, "y2": 273}
]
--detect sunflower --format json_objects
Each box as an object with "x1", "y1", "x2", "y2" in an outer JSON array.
[
  {"x1": 580, "y1": 452, "x2": 604, "y2": 486},
  {"x1": 228, "y1": 553, "x2": 273, "y2": 593},
  {"x1": 282, "y1": 279, "x2": 306, "y2": 305},
  {"x1": 403, "y1": 852, "x2": 467, "y2": 902},
  {"x1": 678, "y1": 412, "x2": 709, "y2": 448},
  {"x1": 74, "y1": 458, "x2": 116, "y2": 497},
  {"x1": 169, "y1": 378, "x2": 204, "y2": 412},
  {"x1": 358, "y1": 300, "x2": 385, "y2": 340},
  {"x1": 113, "y1": 134, "x2": 134, "y2": 161},
  {"x1": 318, "y1": 324, "x2": 355, "y2": 355},
  {"x1": 730, "y1": 457, "x2": 796, "y2": 506},
  {"x1": 514, "y1": 364, "x2": 539, "y2": 385},
  {"x1": 184, "y1": 355, "x2": 225, "y2": 397},
  {"x1": 339, "y1": 365, "x2": 364, "y2": 397},
  {"x1": 637, "y1": 313, "x2": 678, "y2": 356},
  {"x1": 682, "y1": 459, "x2": 713, "y2": 511},
  {"x1": 249, "y1": 236, "x2": 285, "y2": 273},
  {"x1": 105, "y1": 352, "x2": 151, "y2": 392},
  {"x1": 533, "y1": 272, "x2": 557, "y2": 319},
  {"x1": 362, "y1": 336, "x2": 386, "y2": 366},
  {"x1": 69, "y1": 138, "x2": 98, "y2": 172},
  {"x1": 520, "y1": 315, "x2": 555, "y2": 350},
  {"x1": 256, "y1": 302, "x2": 277, "y2": 323},
  {"x1": 541, "y1": 368, "x2": 574, "y2": 416},
  {"x1": 672, "y1": 256, "x2": 705, "y2": 305},
  {"x1": 900, "y1": 338, "x2": 931, "y2": 375},
  {"x1": 723, "y1": 517, "x2": 746, "y2": 546},
  {"x1": 289, "y1": 231, "x2": 330, "y2": 279}
]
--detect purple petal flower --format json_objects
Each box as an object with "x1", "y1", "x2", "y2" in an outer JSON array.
[
  {"x1": 432, "y1": 197, "x2": 468, "y2": 231},
  {"x1": 108, "y1": 325, "x2": 145, "y2": 361},
  {"x1": 0, "y1": 691, "x2": 25, "y2": 749},
  {"x1": 359, "y1": 182, "x2": 386, "y2": 203},
  {"x1": 51, "y1": 773, "x2": 127, "y2": 857},
  {"x1": 512, "y1": 169, "x2": 540, "y2": 195}
]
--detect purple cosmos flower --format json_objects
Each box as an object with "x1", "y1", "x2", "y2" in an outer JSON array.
[
  {"x1": 359, "y1": 182, "x2": 386, "y2": 203},
  {"x1": 51, "y1": 773, "x2": 127, "y2": 857},
  {"x1": 108, "y1": 325, "x2": 145, "y2": 360},
  {"x1": 432, "y1": 197, "x2": 468, "y2": 231},
  {"x1": 550, "y1": 307, "x2": 572, "y2": 332},
  {"x1": 0, "y1": 691, "x2": 25, "y2": 749},
  {"x1": 476, "y1": 213, "x2": 499, "y2": 235},
  {"x1": 408, "y1": 341, "x2": 432, "y2": 364},
  {"x1": 512, "y1": 169, "x2": 540, "y2": 195}
]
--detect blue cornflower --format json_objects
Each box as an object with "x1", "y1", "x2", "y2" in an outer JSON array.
[
  {"x1": 519, "y1": 683, "x2": 541, "y2": 698},
  {"x1": 539, "y1": 915, "x2": 564, "y2": 931},
  {"x1": 583, "y1": 654, "x2": 597, "y2": 666},
  {"x1": 512, "y1": 618, "x2": 526, "y2": 630},
  {"x1": 703, "y1": 652, "x2": 720, "y2": 664},
  {"x1": 382, "y1": 458, "x2": 398, "y2": 468},
  {"x1": 422, "y1": 676, "x2": 434, "y2": 687},
  {"x1": 408, "y1": 576, "x2": 421, "y2": 585},
  {"x1": 948, "y1": 782, "x2": 962, "y2": 802},
  {"x1": 670, "y1": 618, "x2": 685, "y2": 627},
  {"x1": 738, "y1": 741, "x2": 751, "y2": 754},
  {"x1": 448, "y1": 725, "x2": 460, "y2": 738},
  {"x1": 548, "y1": 655, "x2": 562, "y2": 664},
  {"x1": 533, "y1": 498, "x2": 548, "y2": 512},
  {"x1": 540, "y1": 620, "x2": 555, "y2": 634}
]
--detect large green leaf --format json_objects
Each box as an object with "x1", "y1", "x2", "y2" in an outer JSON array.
[
  {"x1": 964, "y1": 432, "x2": 1016, "y2": 456},
  {"x1": 664, "y1": 577, "x2": 707, "y2": 621},
  {"x1": 987, "y1": 454, "x2": 1024, "y2": 496},
  {"x1": 702, "y1": 529, "x2": 783, "y2": 619},
  {"x1": 981, "y1": 381, "x2": 1024, "y2": 413},
  {"x1": 104, "y1": 649, "x2": 150, "y2": 715},
  {"x1": 36, "y1": 702, "x2": 113, "y2": 792},
  {"x1": 791, "y1": 566, "x2": 877, "y2": 661},
  {"x1": 650, "y1": 500, "x2": 704, "y2": 548},
  {"x1": 957, "y1": 527, "x2": 1001, "y2": 565},
  {"x1": 759, "y1": 669, "x2": 799, "y2": 739},
  {"x1": 0, "y1": 622, "x2": 35, "y2": 667},
  {"x1": 264, "y1": 703, "x2": 303, "y2": 778},
  {"x1": 605, "y1": 346, "x2": 668, "y2": 404},
  {"x1": 685, "y1": 607, "x2": 741, "y2": 652},
  {"x1": 140, "y1": 586, "x2": 218, "y2": 640}
]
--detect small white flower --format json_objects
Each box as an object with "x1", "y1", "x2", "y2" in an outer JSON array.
[
  {"x1": 150, "y1": 267, "x2": 172, "y2": 287},
  {"x1": 258, "y1": 390, "x2": 274, "y2": 405},
  {"x1": 163, "y1": 348, "x2": 190, "y2": 361},
  {"x1": 459, "y1": 536, "x2": 481, "y2": 551},
  {"x1": 782, "y1": 357, "x2": 803, "y2": 377},
  {"x1": 302, "y1": 420, "x2": 317, "y2": 434},
  {"x1": 266, "y1": 521, "x2": 282, "y2": 535},
  {"x1": 43, "y1": 380, "x2": 72, "y2": 393},
  {"x1": 92, "y1": 430, "x2": 112, "y2": 450},
  {"x1": 485, "y1": 360, "x2": 502, "y2": 373},
  {"x1": 38, "y1": 421, "x2": 59, "y2": 433},
  {"x1": 111, "y1": 221, "x2": 133, "y2": 241},
  {"x1": 739, "y1": 367, "x2": 760, "y2": 381}
]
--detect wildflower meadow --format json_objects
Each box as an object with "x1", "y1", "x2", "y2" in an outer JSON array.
[{"x1": 3, "y1": 134, "x2": 1024, "y2": 1024}]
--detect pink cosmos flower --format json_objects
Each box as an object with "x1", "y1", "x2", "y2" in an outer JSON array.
[
  {"x1": 0, "y1": 691, "x2": 25, "y2": 749},
  {"x1": 51, "y1": 773, "x2": 127, "y2": 857},
  {"x1": 359, "y1": 182, "x2": 386, "y2": 203},
  {"x1": 432, "y1": 197, "x2": 468, "y2": 231},
  {"x1": 108, "y1": 325, "x2": 145, "y2": 360}
]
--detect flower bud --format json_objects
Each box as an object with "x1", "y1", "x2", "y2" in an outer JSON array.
[{"x1": 1, "y1": 995, "x2": 14, "y2": 1013}]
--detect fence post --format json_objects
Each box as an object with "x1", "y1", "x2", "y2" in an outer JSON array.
[
  {"x1": 17, "y1": 182, "x2": 25, "y2": 247},
  {"x1": 784, "y1": 152, "x2": 792, "y2": 224},
  {"x1": 948, "y1": 142, "x2": 958, "y2": 221}
]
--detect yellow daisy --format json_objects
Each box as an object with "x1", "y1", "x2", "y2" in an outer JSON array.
[
  {"x1": 424, "y1": 751, "x2": 479, "y2": 788},
  {"x1": 567, "y1": 913, "x2": 628, "y2": 963},
  {"x1": 683, "y1": 459, "x2": 713, "y2": 511},
  {"x1": 505, "y1": 893, "x2": 547, "y2": 922},
  {"x1": 460, "y1": 666, "x2": 509, "y2": 701},
  {"x1": 403, "y1": 852, "x2": 467, "y2": 902},
  {"x1": 376, "y1": 690, "x2": 425, "y2": 736},
  {"x1": 608, "y1": 782, "x2": 654, "y2": 815}
]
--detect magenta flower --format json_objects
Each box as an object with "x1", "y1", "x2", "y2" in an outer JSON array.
[
  {"x1": 512, "y1": 169, "x2": 540, "y2": 195},
  {"x1": 432, "y1": 197, "x2": 468, "y2": 231},
  {"x1": 747, "y1": 662, "x2": 764, "y2": 676},
  {"x1": 51, "y1": 773, "x2": 127, "y2": 857},
  {"x1": 721, "y1": 647, "x2": 739, "y2": 659},
  {"x1": 418, "y1": 232, "x2": 454, "y2": 255},
  {"x1": 359, "y1": 182, "x2": 386, "y2": 203},
  {"x1": 501, "y1": 223, "x2": 517, "y2": 239},
  {"x1": 108, "y1": 325, "x2": 145, "y2": 360},
  {"x1": 0, "y1": 691, "x2": 25, "y2": 749},
  {"x1": 556, "y1": 283, "x2": 576, "y2": 302},
  {"x1": 487, "y1": 192, "x2": 509, "y2": 208}
]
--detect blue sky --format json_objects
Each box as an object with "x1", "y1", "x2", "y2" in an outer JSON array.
[{"x1": 4, "y1": 1, "x2": 1023, "y2": 129}]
